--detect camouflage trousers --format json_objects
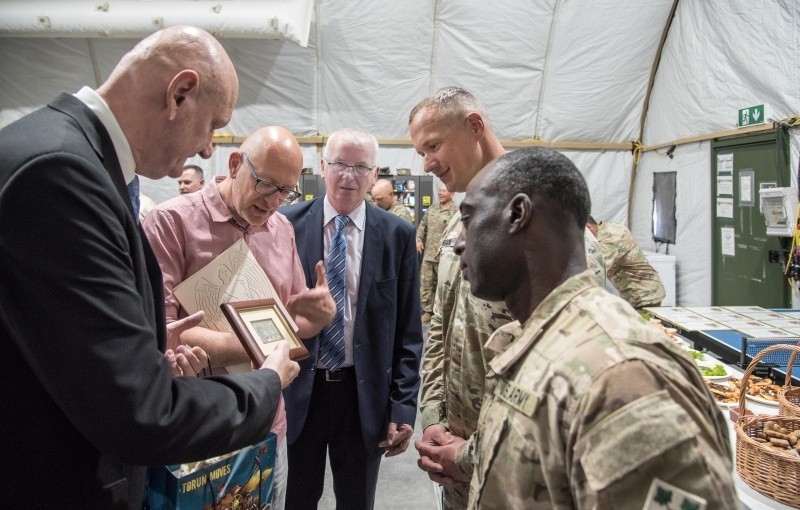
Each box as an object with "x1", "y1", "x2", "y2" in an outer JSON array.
[
  {"x1": 443, "y1": 483, "x2": 469, "y2": 510},
  {"x1": 420, "y1": 259, "x2": 438, "y2": 315}
]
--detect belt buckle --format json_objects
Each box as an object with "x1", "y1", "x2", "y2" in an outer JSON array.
[{"x1": 325, "y1": 369, "x2": 340, "y2": 382}]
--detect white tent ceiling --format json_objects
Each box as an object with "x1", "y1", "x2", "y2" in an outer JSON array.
[
  {"x1": 0, "y1": 1, "x2": 314, "y2": 43},
  {"x1": 0, "y1": 0, "x2": 798, "y2": 306}
]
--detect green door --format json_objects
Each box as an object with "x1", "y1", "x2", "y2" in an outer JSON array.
[{"x1": 711, "y1": 131, "x2": 791, "y2": 307}]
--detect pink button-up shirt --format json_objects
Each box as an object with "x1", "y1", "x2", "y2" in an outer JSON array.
[{"x1": 142, "y1": 177, "x2": 306, "y2": 445}]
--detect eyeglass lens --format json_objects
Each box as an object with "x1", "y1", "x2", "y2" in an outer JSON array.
[{"x1": 328, "y1": 161, "x2": 373, "y2": 175}]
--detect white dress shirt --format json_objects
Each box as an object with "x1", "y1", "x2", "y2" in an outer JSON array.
[
  {"x1": 74, "y1": 86, "x2": 136, "y2": 185},
  {"x1": 320, "y1": 196, "x2": 366, "y2": 368}
]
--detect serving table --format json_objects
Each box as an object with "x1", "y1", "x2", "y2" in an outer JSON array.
[{"x1": 643, "y1": 310, "x2": 799, "y2": 509}]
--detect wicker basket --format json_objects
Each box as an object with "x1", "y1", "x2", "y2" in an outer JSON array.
[
  {"x1": 779, "y1": 346, "x2": 800, "y2": 418},
  {"x1": 735, "y1": 344, "x2": 800, "y2": 507}
]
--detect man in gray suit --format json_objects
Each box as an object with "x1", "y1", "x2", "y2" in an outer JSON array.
[{"x1": 0, "y1": 26, "x2": 298, "y2": 508}]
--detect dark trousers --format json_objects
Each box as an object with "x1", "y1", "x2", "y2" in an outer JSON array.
[{"x1": 286, "y1": 368, "x2": 383, "y2": 510}]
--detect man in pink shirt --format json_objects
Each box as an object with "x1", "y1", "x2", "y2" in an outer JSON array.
[{"x1": 143, "y1": 126, "x2": 335, "y2": 509}]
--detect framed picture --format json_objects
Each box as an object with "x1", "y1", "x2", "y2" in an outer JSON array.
[{"x1": 220, "y1": 298, "x2": 309, "y2": 364}]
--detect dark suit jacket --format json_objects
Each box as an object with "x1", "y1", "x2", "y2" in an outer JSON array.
[
  {"x1": 281, "y1": 197, "x2": 423, "y2": 454},
  {"x1": 0, "y1": 93, "x2": 283, "y2": 509}
]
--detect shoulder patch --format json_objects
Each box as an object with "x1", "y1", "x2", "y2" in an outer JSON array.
[{"x1": 643, "y1": 478, "x2": 707, "y2": 510}]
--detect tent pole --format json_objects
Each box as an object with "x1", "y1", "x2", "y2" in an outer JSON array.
[
  {"x1": 87, "y1": 38, "x2": 102, "y2": 88},
  {"x1": 628, "y1": 0, "x2": 680, "y2": 227}
]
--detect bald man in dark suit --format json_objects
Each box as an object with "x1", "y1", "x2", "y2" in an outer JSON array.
[{"x1": 0, "y1": 26, "x2": 297, "y2": 509}]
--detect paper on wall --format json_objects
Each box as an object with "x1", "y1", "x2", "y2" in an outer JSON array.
[
  {"x1": 739, "y1": 171, "x2": 754, "y2": 205},
  {"x1": 717, "y1": 153, "x2": 733, "y2": 174},
  {"x1": 721, "y1": 227, "x2": 735, "y2": 256},
  {"x1": 717, "y1": 175, "x2": 733, "y2": 196},
  {"x1": 716, "y1": 198, "x2": 733, "y2": 218}
]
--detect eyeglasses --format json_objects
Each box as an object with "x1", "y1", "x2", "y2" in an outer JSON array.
[
  {"x1": 324, "y1": 159, "x2": 375, "y2": 176},
  {"x1": 241, "y1": 152, "x2": 301, "y2": 203}
]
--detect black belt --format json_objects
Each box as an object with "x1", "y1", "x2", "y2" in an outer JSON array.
[{"x1": 315, "y1": 366, "x2": 355, "y2": 382}]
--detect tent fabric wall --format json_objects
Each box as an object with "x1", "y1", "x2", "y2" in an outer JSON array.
[
  {"x1": 642, "y1": 0, "x2": 799, "y2": 146},
  {"x1": 632, "y1": 0, "x2": 800, "y2": 306},
  {"x1": 0, "y1": 0, "x2": 798, "y2": 306},
  {"x1": 633, "y1": 142, "x2": 713, "y2": 306},
  {"x1": 0, "y1": 1, "x2": 315, "y2": 45}
]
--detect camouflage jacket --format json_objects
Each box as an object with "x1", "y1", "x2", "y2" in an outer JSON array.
[
  {"x1": 583, "y1": 227, "x2": 606, "y2": 287},
  {"x1": 389, "y1": 202, "x2": 413, "y2": 223},
  {"x1": 467, "y1": 271, "x2": 735, "y2": 509},
  {"x1": 419, "y1": 216, "x2": 606, "y2": 508},
  {"x1": 416, "y1": 202, "x2": 459, "y2": 263},
  {"x1": 596, "y1": 222, "x2": 665, "y2": 308}
]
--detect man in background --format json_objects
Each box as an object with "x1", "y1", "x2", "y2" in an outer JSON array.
[
  {"x1": 281, "y1": 128, "x2": 423, "y2": 509},
  {"x1": 0, "y1": 26, "x2": 297, "y2": 508},
  {"x1": 371, "y1": 178, "x2": 413, "y2": 223},
  {"x1": 143, "y1": 126, "x2": 335, "y2": 509},
  {"x1": 452, "y1": 147, "x2": 735, "y2": 508},
  {"x1": 587, "y1": 215, "x2": 666, "y2": 308},
  {"x1": 416, "y1": 183, "x2": 458, "y2": 323},
  {"x1": 409, "y1": 86, "x2": 605, "y2": 509},
  {"x1": 178, "y1": 163, "x2": 205, "y2": 194}
]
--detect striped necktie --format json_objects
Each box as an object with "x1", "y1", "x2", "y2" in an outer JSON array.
[
  {"x1": 319, "y1": 215, "x2": 350, "y2": 371},
  {"x1": 127, "y1": 175, "x2": 140, "y2": 222}
]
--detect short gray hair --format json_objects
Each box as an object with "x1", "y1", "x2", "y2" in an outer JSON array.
[
  {"x1": 323, "y1": 128, "x2": 379, "y2": 165},
  {"x1": 182, "y1": 164, "x2": 204, "y2": 179},
  {"x1": 409, "y1": 86, "x2": 486, "y2": 125}
]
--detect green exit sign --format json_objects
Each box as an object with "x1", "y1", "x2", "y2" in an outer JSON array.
[{"x1": 738, "y1": 104, "x2": 770, "y2": 127}]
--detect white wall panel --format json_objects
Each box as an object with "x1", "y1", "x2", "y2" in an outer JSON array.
[
  {"x1": 540, "y1": 0, "x2": 673, "y2": 142},
  {"x1": 316, "y1": 0, "x2": 433, "y2": 138},
  {"x1": 632, "y1": 142, "x2": 713, "y2": 306},
  {"x1": 644, "y1": 0, "x2": 800, "y2": 146},
  {"x1": 432, "y1": 0, "x2": 553, "y2": 140}
]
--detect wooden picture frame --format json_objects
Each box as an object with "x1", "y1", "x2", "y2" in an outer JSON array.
[{"x1": 220, "y1": 298, "x2": 309, "y2": 365}]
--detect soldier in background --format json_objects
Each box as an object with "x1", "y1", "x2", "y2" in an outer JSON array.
[
  {"x1": 178, "y1": 164, "x2": 205, "y2": 194},
  {"x1": 416, "y1": 184, "x2": 459, "y2": 323},
  {"x1": 371, "y1": 178, "x2": 413, "y2": 223},
  {"x1": 587, "y1": 216, "x2": 665, "y2": 308},
  {"x1": 409, "y1": 86, "x2": 606, "y2": 509}
]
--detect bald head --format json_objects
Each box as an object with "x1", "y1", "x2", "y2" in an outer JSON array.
[
  {"x1": 371, "y1": 179, "x2": 396, "y2": 211},
  {"x1": 113, "y1": 26, "x2": 235, "y2": 90},
  {"x1": 240, "y1": 126, "x2": 303, "y2": 174},
  {"x1": 98, "y1": 26, "x2": 239, "y2": 180},
  {"x1": 372, "y1": 179, "x2": 394, "y2": 195},
  {"x1": 219, "y1": 126, "x2": 303, "y2": 228}
]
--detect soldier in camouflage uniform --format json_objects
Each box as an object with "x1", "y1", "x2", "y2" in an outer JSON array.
[
  {"x1": 389, "y1": 201, "x2": 413, "y2": 223},
  {"x1": 416, "y1": 184, "x2": 459, "y2": 322},
  {"x1": 410, "y1": 87, "x2": 606, "y2": 510},
  {"x1": 371, "y1": 178, "x2": 413, "y2": 223},
  {"x1": 449, "y1": 148, "x2": 734, "y2": 509},
  {"x1": 587, "y1": 216, "x2": 666, "y2": 308}
]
